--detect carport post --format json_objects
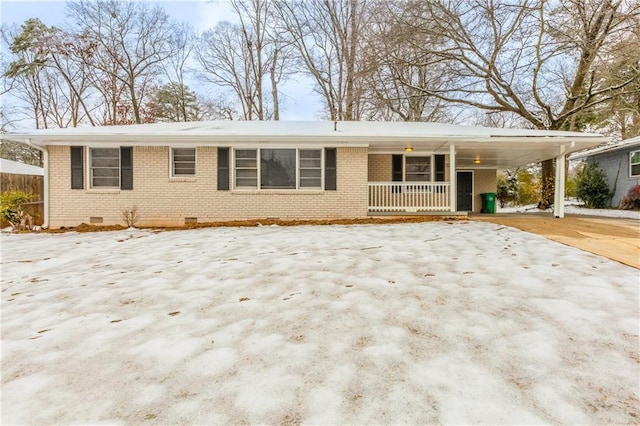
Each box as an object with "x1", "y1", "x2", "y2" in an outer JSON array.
[
  {"x1": 449, "y1": 144, "x2": 456, "y2": 212},
  {"x1": 553, "y1": 153, "x2": 566, "y2": 218}
]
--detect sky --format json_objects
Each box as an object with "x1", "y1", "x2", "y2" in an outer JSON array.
[{"x1": 0, "y1": 0, "x2": 322, "y2": 127}]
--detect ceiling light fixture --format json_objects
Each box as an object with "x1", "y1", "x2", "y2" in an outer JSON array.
[
  {"x1": 474, "y1": 157, "x2": 481, "y2": 164},
  {"x1": 404, "y1": 145, "x2": 413, "y2": 153}
]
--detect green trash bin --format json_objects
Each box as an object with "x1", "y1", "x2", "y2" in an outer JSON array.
[{"x1": 481, "y1": 192, "x2": 497, "y2": 214}]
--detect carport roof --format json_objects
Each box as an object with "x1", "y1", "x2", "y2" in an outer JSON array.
[{"x1": 6, "y1": 120, "x2": 609, "y2": 168}]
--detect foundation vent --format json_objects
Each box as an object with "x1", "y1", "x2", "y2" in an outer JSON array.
[
  {"x1": 184, "y1": 217, "x2": 198, "y2": 224},
  {"x1": 89, "y1": 217, "x2": 103, "y2": 224}
]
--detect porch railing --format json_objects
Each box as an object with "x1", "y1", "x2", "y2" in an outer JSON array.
[{"x1": 368, "y1": 182, "x2": 451, "y2": 212}]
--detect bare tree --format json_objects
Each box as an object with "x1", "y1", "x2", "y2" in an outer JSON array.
[
  {"x1": 197, "y1": 0, "x2": 289, "y2": 120},
  {"x1": 582, "y1": 19, "x2": 640, "y2": 139},
  {"x1": 67, "y1": 0, "x2": 184, "y2": 124},
  {"x1": 390, "y1": 0, "x2": 640, "y2": 207},
  {"x1": 361, "y1": 2, "x2": 450, "y2": 122},
  {"x1": 273, "y1": 0, "x2": 369, "y2": 121}
]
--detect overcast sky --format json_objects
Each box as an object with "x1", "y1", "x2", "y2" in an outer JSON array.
[{"x1": 1, "y1": 0, "x2": 322, "y2": 126}]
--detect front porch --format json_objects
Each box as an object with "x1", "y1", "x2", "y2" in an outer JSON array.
[{"x1": 368, "y1": 182, "x2": 452, "y2": 213}]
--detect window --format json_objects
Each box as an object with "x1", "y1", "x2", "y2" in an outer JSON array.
[
  {"x1": 234, "y1": 148, "x2": 323, "y2": 189},
  {"x1": 235, "y1": 149, "x2": 258, "y2": 187},
  {"x1": 90, "y1": 148, "x2": 120, "y2": 188},
  {"x1": 631, "y1": 150, "x2": 640, "y2": 177},
  {"x1": 261, "y1": 149, "x2": 296, "y2": 189},
  {"x1": 299, "y1": 150, "x2": 322, "y2": 188},
  {"x1": 405, "y1": 156, "x2": 432, "y2": 181},
  {"x1": 172, "y1": 148, "x2": 196, "y2": 176}
]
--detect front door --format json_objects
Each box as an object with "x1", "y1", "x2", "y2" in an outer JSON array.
[{"x1": 457, "y1": 171, "x2": 473, "y2": 211}]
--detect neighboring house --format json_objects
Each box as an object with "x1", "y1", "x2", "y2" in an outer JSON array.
[
  {"x1": 571, "y1": 136, "x2": 640, "y2": 208},
  {"x1": 0, "y1": 158, "x2": 45, "y2": 225},
  {"x1": 5, "y1": 121, "x2": 606, "y2": 228}
]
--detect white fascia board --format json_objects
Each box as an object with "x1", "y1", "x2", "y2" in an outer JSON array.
[{"x1": 18, "y1": 136, "x2": 370, "y2": 148}]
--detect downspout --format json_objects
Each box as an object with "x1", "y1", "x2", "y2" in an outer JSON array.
[{"x1": 25, "y1": 139, "x2": 49, "y2": 229}]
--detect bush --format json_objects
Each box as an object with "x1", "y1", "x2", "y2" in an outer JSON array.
[
  {"x1": 575, "y1": 162, "x2": 610, "y2": 208},
  {"x1": 621, "y1": 185, "x2": 640, "y2": 210},
  {"x1": 0, "y1": 191, "x2": 35, "y2": 230},
  {"x1": 122, "y1": 205, "x2": 141, "y2": 227},
  {"x1": 516, "y1": 168, "x2": 540, "y2": 205},
  {"x1": 497, "y1": 171, "x2": 518, "y2": 207}
]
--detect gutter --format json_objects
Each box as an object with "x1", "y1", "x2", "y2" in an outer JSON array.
[{"x1": 25, "y1": 139, "x2": 48, "y2": 229}]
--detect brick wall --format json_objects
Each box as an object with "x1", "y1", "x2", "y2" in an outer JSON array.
[
  {"x1": 368, "y1": 154, "x2": 392, "y2": 181},
  {"x1": 472, "y1": 169, "x2": 497, "y2": 213},
  {"x1": 47, "y1": 146, "x2": 368, "y2": 228}
]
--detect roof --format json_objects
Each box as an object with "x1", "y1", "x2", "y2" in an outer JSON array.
[
  {"x1": 5, "y1": 120, "x2": 609, "y2": 169},
  {"x1": 570, "y1": 136, "x2": 640, "y2": 160},
  {"x1": 0, "y1": 158, "x2": 44, "y2": 176}
]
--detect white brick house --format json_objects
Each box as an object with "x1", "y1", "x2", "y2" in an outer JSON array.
[{"x1": 6, "y1": 121, "x2": 607, "y2": 228}]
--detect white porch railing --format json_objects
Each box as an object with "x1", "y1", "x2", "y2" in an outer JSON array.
[{"x1": 368, "y1": 182, "x2": 451, "y2": 212}]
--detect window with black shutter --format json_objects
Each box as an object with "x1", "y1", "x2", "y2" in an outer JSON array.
[
  {"x1": 217, "y1": 147, "x2": 229, "y2": 190},
  {"x1": 70, "y1": 146, "x2": 84, "y2": 189},
  {"x1": 324, "y1": 148, "x2": 336, "y2": 190},
  {"x1": 120, "y1": 147, "x2": 133, "y2": 190}
]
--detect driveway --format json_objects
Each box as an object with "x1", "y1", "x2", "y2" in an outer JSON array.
[{"x1": 472, "y1": 214, "x2": 640, "y2": 269}]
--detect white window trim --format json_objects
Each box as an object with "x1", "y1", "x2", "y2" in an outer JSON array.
[
  {"x1": 170, "y1": 147, "x2": 197, "y2": 178},
  {"x1": 403, "y1": 154, "x2": 434, "y2": 182},
  {"x1": 232, "y1": 148, "x2": 324, "y2": 191},
  {"x1": 88, "y1": 146, "x2": 121, "y2": 189},
  {"x1": 298, "y1": 148, "x2": 324, "y2": 190},
  {"x1": 630, "y1": 150, "x2": 640, "y2": 177},
  {"x1": 233, "y1": 148, "x2": 258, "y2": 189}
]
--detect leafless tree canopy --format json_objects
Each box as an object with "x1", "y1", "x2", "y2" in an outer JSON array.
[{"x1": 1, "y1": 0, "x2": 637, "y2": 139}]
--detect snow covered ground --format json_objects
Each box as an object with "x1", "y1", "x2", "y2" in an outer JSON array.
[
  {"x1": 1, "y1": 222, "x2": 638, "y2": 424},
  {"x1": 498, "y1": 200, "x2": 640, "y2": 219}
]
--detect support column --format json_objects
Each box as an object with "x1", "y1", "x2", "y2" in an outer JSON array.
[
  {"x1": 553, "y1": 154, "x2": 566, "y2": 218},
  {"x1": 449, "y1": 144, "x2": 456, "y2": 212}
]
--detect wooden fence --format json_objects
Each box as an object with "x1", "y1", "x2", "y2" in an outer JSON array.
[{"x1": 1, "y1": 172, "x2": 44, "y2": 226}]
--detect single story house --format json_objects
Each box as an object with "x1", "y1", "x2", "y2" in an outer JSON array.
[
  {"x1": 5, "y1": 121, "x2": 607, "y2": 228},
  {"x1": 571, "y1": 136, "x2": 640, "y2": 207}
]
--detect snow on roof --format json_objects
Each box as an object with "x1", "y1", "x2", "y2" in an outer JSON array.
[
  {"x1": 6, "y1": 120, "x2": 606, "y2": 143},
  {"x1": 0, "y1": 158, "x2": 44, "y2": 176},
  {"x1": 5, "y1": 121, "x2": 609, "y2": 169},
  {"x1": 570, "y1": 136, "x2": 640, "y2": 160}
]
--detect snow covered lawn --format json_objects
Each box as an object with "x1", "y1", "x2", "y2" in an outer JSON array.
[
  {"x1": 498, "y1": 200, "x2": 640, "y2": 220},
  {"x1": 2, "y1": 222, "x2": 638, "y2": 424}
]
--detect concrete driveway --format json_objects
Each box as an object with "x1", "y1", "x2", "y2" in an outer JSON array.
[{"x1": 472, "y1": 214, "x2": 640, "y2": 269}]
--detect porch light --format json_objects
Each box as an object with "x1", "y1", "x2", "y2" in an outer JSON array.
[
  {"x1": 474, "y1": 156, "x2": 481, "y2": 164},
  {"x1": 404, "y1": 145, "x2": 413, "y2": 152}
]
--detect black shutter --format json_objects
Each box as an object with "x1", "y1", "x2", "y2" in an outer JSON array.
[
  {"x1": 120, "y1": 147, "x2": 133, "y2": 190},
  {"x1": 435, "y1": 154, "x2": 445, "y2": 182},
  {"x1": 392, "y1": 155, "x2": 403, "y2": 181},
  {"x1": 324, "y1": 148, "x2": 337, "y2": 190},
  {"x1": 217, "y1": 147, "x2": 230, "y2": 190},
  {"x1": 70, "y1": 146, "x2": 84, "y2": 189},
  {"x1": 392, "y1": 154, "x2": 403, "y2": 193}
]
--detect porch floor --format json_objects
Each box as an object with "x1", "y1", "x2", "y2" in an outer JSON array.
[{"x1": 368, "y1": 211, "x2": 468, "y2": 217}]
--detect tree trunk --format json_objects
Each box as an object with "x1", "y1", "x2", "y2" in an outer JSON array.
[
  {"x1": 129, "y1": 81, "x2": 141, "y2": 124},
  {"x1": 270, "y1": 47, "x2": 280, "y2": 121},
  {"x1": 539, "y1": 159, "x2": 554, "y2": 209}
]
